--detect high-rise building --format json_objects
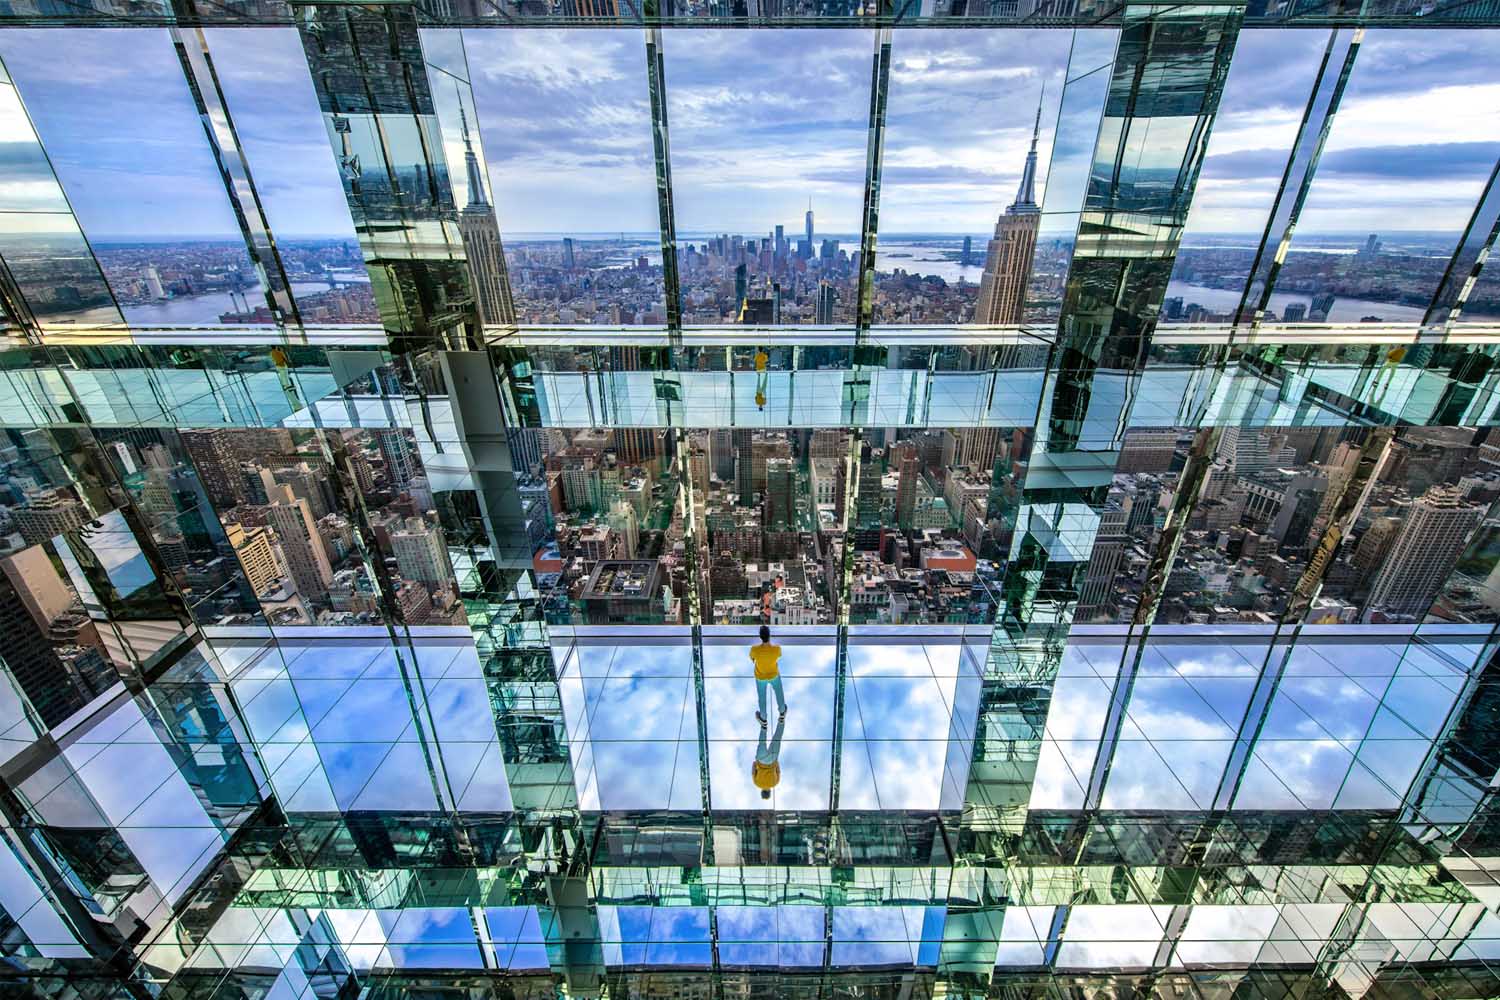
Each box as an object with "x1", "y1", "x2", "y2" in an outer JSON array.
[
  {"x1": 855, "y1": 444, "x2": 883, "y2": 527},
  {"x1": 182, "y1": 429, "x2": 245, "y2": 508},
  {"x1": 377, "y1": 431, "x2": 417, "y2": 490},
  {"x1": 815, "y1": 280, "x2": 836, "y2": 324},
  {"x1": 12, "y1": 489, "x2": 88, "y2": 545},
  {"x1": 390, "y1": 516, "x2": 453, "y2": 586},
  {"x1": 973, "y1": 96, "x2": 1043, "y2": 325},
  {"x1": 562, "y1": 236, "x2": 576, "y2": 269},
  {"x1": 456, "y1": 91, "x2": 514, "y2": 326},
  {"x1": 0, "y1": 547, "x2": 112, "y2": 727},
  {"x1": 1118, "y1": 428, "x2": 1180, "y2": 473},
  {"x1": 1365, "y1": 485, "x2": 1484, "y2": 619},
  {"x1": 804, "y1": 199, "x2": 814, "y2": 253},
  {"x1": 146, "y1": 265, "x2": 167, "y2": 299},
  {"x1": 894, "y1": 446, "x2": 920, "y2": 529},
  {"x1": 227, "y1": 522, "x2": 287, "y2": 597},
  {"x1": 764, "y1": 457, "x2": 795, "y2": 531},
  {"x1": 265, "y1": 485, "x2": 335, "y2": 605}
]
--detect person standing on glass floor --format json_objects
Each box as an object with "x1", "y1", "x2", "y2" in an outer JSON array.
[{"x1": 750, "y1": 624, "x2": 787, "y2": 726}]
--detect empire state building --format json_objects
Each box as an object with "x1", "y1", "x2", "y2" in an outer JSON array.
[
  {"x1": 457, "y1": 94, "x2": 514, "y2": 326},
  {"x1": 973, "y1": 98, "x2": 1043, "y2": 325}
]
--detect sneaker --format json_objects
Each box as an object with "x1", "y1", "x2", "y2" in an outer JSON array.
[
  {"x1": 756, "y1": 712, "x2": 766, "y2": 726},
  {"x1": 778, "y1": 707, "x2": 787, "y2": 718}
]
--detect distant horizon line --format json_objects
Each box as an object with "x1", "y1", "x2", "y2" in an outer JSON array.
[{"x1": 31, "y1": 228, "x2": 1465, "y2": 243}]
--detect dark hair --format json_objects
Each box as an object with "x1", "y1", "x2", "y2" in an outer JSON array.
[
  {"x1": 759, "y1": 625, "x2": 770, "y2": 643},
  {"x1": 760, "y1": 789, "x2": 771, "y2": 800}
]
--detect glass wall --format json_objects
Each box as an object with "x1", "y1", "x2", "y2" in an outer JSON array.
[
  {"x1": 873, "y1": 30, "x2": 1070, "y2": 325},
  {"x1": 1159, "y1": 29, "x2": 1329, "y2": 325},
  {"x1": 662, "y1": 29, "x2": 874, "y2": 326},
  {"x1": 462, "y1": 28, "x2": 666, "y2": 325},
  {"x1": 204, "y1": 27, "x2": 379, "y2": 324},
  {"x1": 0, "y1": 29, "x2": 267, "y2": 327},
  {"x1": 1272, "y1": 29, "x2": 1500, "y2": 324}
]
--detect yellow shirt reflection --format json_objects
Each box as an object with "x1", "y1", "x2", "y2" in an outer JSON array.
[{"x1": 752, "y1": 759, "x2": 780, "y2": 790}]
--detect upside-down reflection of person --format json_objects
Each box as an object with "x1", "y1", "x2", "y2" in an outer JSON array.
[{"x1": 753, "y1": 713, "x2": 785, "y2": 801}]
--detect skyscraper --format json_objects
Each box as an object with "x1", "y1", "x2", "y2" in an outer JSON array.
[
  {"x1": 456, "y1": 89, "x2": 514, "y2": 326},
  {"x1": 377, "y1": 430, "x2": 417, "y2": 490},
  {"x1": 894, "y1": 446, "x2": 920, "y2": 530},
  {"x1": 815, "y1": 280, "x2": 836, "y2": 324},
  {"x1": 265, "y1": 485, "x2": 335, "y2": 606},
  {"x1": 390, "y1": 517, "x2": 454, "y2": 586},
  {"x1": 804, "y1": 198, "x2": 814, "y2": 253},
  {"x1": 1365, "y1": 485, "x2": 1484, "y2": 619},
  {"x1": 974, "y1": 95, "x2": 1044, "y2": 325},
  {"x1": 764, "y1": 457, "x2": 796, "y2": 531}
]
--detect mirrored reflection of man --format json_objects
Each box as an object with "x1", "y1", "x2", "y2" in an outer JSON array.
[
  {"x1": 753, "y1": 714, "x2": 785, "y2": 802},
  {"x1": 750, "y1": 624, "x2": 787, "y2": 727}
]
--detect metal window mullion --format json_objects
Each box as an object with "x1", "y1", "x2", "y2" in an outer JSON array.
[
  {"x1": 1080, "y1": 632, "x2": 1148, "y2": 815},
  {"x1": 691, "y1": 624, "x2": 712, "y2": 862},
  {"x1": 1212, "y1": 634, "x2": 1293, "y2": 811},
  {"x1": 645, "y1": 27, "x2": 681, "y2": 341},
  {"x1": 1233, "y1": 27, "x2": 1361, "y2": 335},
  {"x1": 855, "y1": 28, "x2": 892, "y2": 339},
  {"x1": 1422, "y1": 155, "x2": 1500, "y2": 335},
  {"x1": 172, "y1": 24, "x2": 305, "y2": 339},
  {"x1": 830, "y1": 625, "x2": 849, "y2": 813},
  {"x1": 1127, "y1": 426, "x2": 1223, "y2": 629}
]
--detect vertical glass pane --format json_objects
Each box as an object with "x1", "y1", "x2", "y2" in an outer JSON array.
[
  {"x1": 873, "y1": 30, "x2": 1070, "y2": 326},
  {"x1": 98, "y1": 428, "x2": 266, "y2": 629},
  {"x1": 1024, "y1": 29, "x2": 1116, "y2": 326},
  {"x1": 1076, "y1": 426, "x2": 1189, "y2": 625},
  {"x1": 663, "y1": 29, "x2": 873, "y2": 327},
  {"x1": 0, "y1": 540, "x2": 119, "y2": 729},
  {"x1": 180, "y1": 428, "x2": 384, "y2": 627},
  {"x1": 463, "y1": 29, "x2": 665, "y2": 325},
  {"x1": 0, "y1": 29, "x2": 266, "y2": 327},
  {"x1": 0, "y1": 62, "x2": 119, "y2": 326},
  {"x1": 202, "y1": 27, "x2": 380, "y2": 325},
  {"x1": 1161, "y1": 29, "x2": 1329, "y2": 324},
  {"x1": 1271, "y1": 29, "x2": 1500, "y2": 324}
]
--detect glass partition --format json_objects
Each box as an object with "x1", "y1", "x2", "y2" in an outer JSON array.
[
  {"x1": 0, "y1": 29, "x2": 267, "y2": 327},
  {"x1": 662, "y1": 29, "x2": 874, "y2": 327}
]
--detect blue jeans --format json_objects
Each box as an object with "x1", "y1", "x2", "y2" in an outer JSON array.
[{"x1": 757, "y1": 676, "x2": 786, "y2": 717}]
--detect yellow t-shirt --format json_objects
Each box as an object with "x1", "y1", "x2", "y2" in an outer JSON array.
[
  {"x1": 754, "y1": 350, "x2": 769, "y2": 372},
  {"x1": 750, "y1": 642, "x2": 781, "y2": 681},
  {"x1": 752, "y1": 760, "x2": 780, "y2": 790}
]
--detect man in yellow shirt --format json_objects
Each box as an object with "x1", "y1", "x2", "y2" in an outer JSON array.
[
  {"x1": 749, "y1": 624, "x2": 786, "y2": 727},
  {"x1": 754, "y1": 348, "x2": 769, "y2": 410}
]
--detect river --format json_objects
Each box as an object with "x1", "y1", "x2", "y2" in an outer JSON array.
[
  {"x1": 1163, "y1": 282, "x2": 1500, "y2": 324},
  {"x1": 121, "y1": 280, "x2": 367, "y2": 325}
]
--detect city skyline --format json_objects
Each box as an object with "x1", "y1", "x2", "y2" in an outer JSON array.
[{"x1": 0, "y1": 27, "x2": 1488, "y2": 245}]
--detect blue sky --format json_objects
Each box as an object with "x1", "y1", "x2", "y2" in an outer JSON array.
[
  {"x1": 1184, "y1": 27, "x2": 1500, "y2": 236},
  {"x1": 0, "y1": 27, "x2": 1494, "y2": 240},
  {"x1": 0, "y1": 27, "x2": 354, "y2": 240}
]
